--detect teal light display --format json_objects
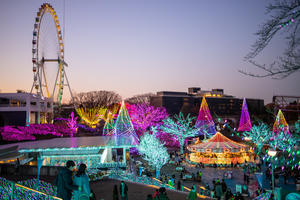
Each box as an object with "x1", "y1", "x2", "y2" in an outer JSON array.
[
  {"x1": 113, "y1": 101, "x2": 139, "y2": 145},
  {"x1": 138, "y1": 127, "x2": 169, "y2": 178},
  {"x1": 161, "y1": 112, "x2": 199, "y2": 154}
]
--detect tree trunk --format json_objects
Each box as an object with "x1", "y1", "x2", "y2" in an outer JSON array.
[
  {"x1": 180, "y1": 144, "x2": 184, "y2": 155},
  {"x1": 156, "y1": 168, "x2": 160, "y2": 178}
]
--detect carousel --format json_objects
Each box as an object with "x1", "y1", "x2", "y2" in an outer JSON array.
[{"x1": 187, "y1": 132, "x2": 253, "y2": 165}]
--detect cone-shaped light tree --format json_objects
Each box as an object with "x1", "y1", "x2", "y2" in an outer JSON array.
[
  {"x1": 161, "y1": 112, "x2": 199, "y2": 154},
  {"x1": 103, "y1": 112, "x2": 115, "y2": 135},
  {"x1": 195, "y1": 97, "x2": 216, "y2": 136},
  {"x1": 113, "y1": 101, "x2": 139, "y2": 144},
  {"x1": 273, "y1": 109, "x2": 290, "y2": 136},
  {"x1": 238, "y1": 98, "x2": 252, "y2": 132},
  {"x1": 138, "y1": 127, "x2": 169, "y2": 178}
]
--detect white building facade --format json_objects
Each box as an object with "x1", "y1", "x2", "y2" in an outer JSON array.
[{"x1": 0, "y1": 92, "x2": 53, "y2": 126}]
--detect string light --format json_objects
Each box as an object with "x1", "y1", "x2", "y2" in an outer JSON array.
[{"x1": 278, "y1": 11, "x2": 300, "y2": 29}]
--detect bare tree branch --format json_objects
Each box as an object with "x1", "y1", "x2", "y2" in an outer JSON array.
[
  {"x1": 125, "y1": 93, "x2": 155, "y2": 104},
  {"x1": 73, "y1": 91, "x2": 121, "y2": 108},
  {"x1": 242, "y1": 0, "x2": 300, "y2": 79}
]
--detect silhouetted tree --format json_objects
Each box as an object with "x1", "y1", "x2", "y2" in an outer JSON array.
[
  {"x1": 125, "y1": 93, "x2": 155, "y2": 104},
  {"x1": 73, "y1": 91, "x2": 121, "y2": 108},
  {"x1": 240, "y1": 0, "x2": 300, "y2": 79}
]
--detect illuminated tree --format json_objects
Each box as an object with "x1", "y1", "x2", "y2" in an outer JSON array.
[
  {"x1": 295, "y1": 120, "x2": 300, "y2": 134},
  {"x1": 76, "y1": 107, "x2": 106, "y2": 128},
  {"x1": 103, "y1": 112, "x2": 115, "y2": 135},
  {"x1": 138, "y1": 127, "x2": 169, "y2": 178},
  {"x1": 113, "y1": 101, "x2": 139, "y2": 144},
  {"x1": 243, "y1": 122, "x2": 272, "y2": 155},
  {"x1": 273, "y1": 109, "x2": 290, "y2": 136},
  {"x1": 195, "y1": 97, "x2": 216, "y2": 136},
  {"x1": 161, "y1": 112, "x2": 199, "y2": 154},
  {"x1": 238, "y1": 98, "x2": 252, "y2": 132},
  {"x1": 66, "y1": 112, "x2": 78, "y2": 136},
  {"x1": 127, "y1": 103, "x2": 168, "y2": 137},
  {"x1": 242, "y1": 122, "x2": 298, "y2": 169}
]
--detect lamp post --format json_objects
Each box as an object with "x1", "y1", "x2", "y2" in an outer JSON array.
[{"x1": 268, "y1": 149, "x2": 277, "y2": 196}]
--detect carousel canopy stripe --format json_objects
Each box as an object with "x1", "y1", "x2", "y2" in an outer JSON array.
[{"x1": 188, "y1": 132, "x2": 247, "y2": 150}]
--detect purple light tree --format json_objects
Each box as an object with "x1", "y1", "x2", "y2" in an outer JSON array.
[
  {"x1": 127, "y1": 103, "x2": 168, "y2": 137},
  {"x1": 238, "y1": 98, "x2": 252, "y2": 132},
  {"x1": 66, "y1": 112, "x2": 78, "y2": 137}
]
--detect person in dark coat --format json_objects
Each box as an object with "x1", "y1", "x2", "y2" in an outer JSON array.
[
  {"x1": 119, "y1": 181, "x2": 128, "y2": 200},
  {"x1": 215, "y1": 179, "x2": 223, "y2": 200},
  {"x1": 55, "y1": 160, "x2": 80, "y2": 200},
  {"x1": 156, "y1": 187, "x2": 169, "y2": 200},
  {"x1": 177, "y1": 180, "x2": 181, "y2": 191},
  {"x1": 221, "y1": 179, "x2": 227, "y2": 193},
  {"x1": 113, "y1": 184, "x2": 119, "y2": 200}
]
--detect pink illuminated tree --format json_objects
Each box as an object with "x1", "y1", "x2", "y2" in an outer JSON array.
[
  {"x1": 127, "y1": 103, "x2": 168, "y2": 137},
  {"x1": 67, "y1": 112, "x2": 78, "y2": 137},
  {"x1": 195, "y1": 97, "x2": 216, "y2": 136},
  {"x1": 238, "y1": 98, "x2": 252, "y2": 132}
]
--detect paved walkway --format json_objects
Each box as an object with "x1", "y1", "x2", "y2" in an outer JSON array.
[
  {"x1": 160, "y1": 162, "x2": 256, "y2": 199},
  {"x1": 1, "y1": 174, "x2": 212, "y2": 200}
]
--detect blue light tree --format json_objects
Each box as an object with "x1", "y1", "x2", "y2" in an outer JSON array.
[
  {"x1": 160, "y1": 112, "x2": 199, "y2": 154},
  {"x1": 137, "y1": 127, "x2": 169, "y2": 178}
]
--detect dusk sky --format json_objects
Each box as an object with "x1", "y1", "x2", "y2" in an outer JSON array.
[{"x1": 0, "y1": 0, "x2": 299, "y2": 104}]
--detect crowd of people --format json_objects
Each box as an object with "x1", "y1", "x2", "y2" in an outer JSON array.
[
  {"x1": 53, "y1": 156, "x2": 299, "y2": 200},
  {"x1": 54, "y1": 160, "x2": 174, "y2": 200}
]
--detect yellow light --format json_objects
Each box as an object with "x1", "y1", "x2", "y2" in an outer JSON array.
[
  {"x1": 76, "y1": 107, "x2": 107, "y2": 128},
  {"x1": 16, "y1": 184, "x2": 62, "y2": 200},
  {"x1": 268, "y1": 150, "x2": 277, "y2": 157}
]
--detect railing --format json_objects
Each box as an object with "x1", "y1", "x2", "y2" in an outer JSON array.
[{"x1": 0, "y1": 177, "x2": 62, "y2": 200}]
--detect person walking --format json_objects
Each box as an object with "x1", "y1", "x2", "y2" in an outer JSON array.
[
  {"x1": 55, "y1": 160, "x2": 81, "y2": 200},
  {"x1": 73, "y1": 163, "x2": 92, "y2": 200},
  {"x1": 153, "y1": 189, "x2": 159, "y2": 198},
  {"x1": 155, "y1": 187, "x2": 169, "y2": 200},
  {"x1": 187, "y1": 185, "x2": 197, "y2": 200},
  {"x1": 215, "y1": 179, "x2": 223, "y2": 200},
  {"x1": 221, "y1": 179, "x2": 227, "y2": 193},
  {"x1": 15, "y1": 158, "x2": 20, "y2": 176},
  {"x1": 177, "y1": 180, "x2": 181, "y2": 191},
  {"x1": 113, "y1": 184, "x2": 119, "y2": 200},
  {"x1": 119, "y1": 181, "x2": 128, "y2": 200}
]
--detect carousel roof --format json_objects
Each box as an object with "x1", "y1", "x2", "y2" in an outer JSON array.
[{"x1": 188, "y1": 132, "x2": 248, "y2": 153}]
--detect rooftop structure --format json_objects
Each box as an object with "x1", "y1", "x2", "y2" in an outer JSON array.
[
  {"x1": 151, "y1": 87, "x2": 264, "y2": 126},
  {"x1": 0, "y1": 92, "x2": 53, "y2": 126}
]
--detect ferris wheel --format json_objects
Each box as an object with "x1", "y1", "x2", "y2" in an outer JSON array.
[{"x1": 31, "y1": 3, "x2": 73, "y2": 105}]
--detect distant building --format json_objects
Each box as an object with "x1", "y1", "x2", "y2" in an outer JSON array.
[
  {"x1": 0, "y1": 92, "x2": 53, "y2": 126},
  {"x1": 150, "y1": 87, "x2": 264, "y2": 126}
]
